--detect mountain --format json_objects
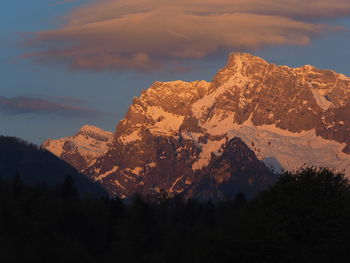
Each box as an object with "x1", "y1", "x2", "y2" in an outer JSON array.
[
  {"x1": 44, "y1": 53, "x2": 350, "y2": 199},
  {"x1": 42, "y1": 125, "x2": 113, "y2": 172},
  {"x1": 0, "y1": 136, "x2": 106, "y2": 197}
]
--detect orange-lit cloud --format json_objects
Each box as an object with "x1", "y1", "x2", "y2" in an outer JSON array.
[{"x1": 24, "y1": 0, "x2": 350, "y2": 71}]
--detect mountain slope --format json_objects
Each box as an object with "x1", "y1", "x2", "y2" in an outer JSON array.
[
  {"x1": 42, "y1": 125, "x2": 113, "y2": 172},
  {"x1": 83, "y1": 79, "x2": 274, "y2": 198},
  {"x1": 0, "y1": 136, "x2": 106, "y2": 197},
  {"x1": 45, "y1": 53, "x2": 350, "y2": 199},
  {"x1": 187, "y1": 53, "x2": 350, "y2": 172}
]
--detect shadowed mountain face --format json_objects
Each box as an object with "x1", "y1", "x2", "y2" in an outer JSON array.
[
  {"x1": 44, "y1": 53, "x2": 350, "y2": 199},
  {"x1": 182, "y1": 137, "x2": 275, "y2": 200},
  {"x1": 0, "y1": 136, "x2": 106, "y2": 198}
]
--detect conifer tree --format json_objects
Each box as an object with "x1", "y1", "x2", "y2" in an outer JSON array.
[
  {"x1": 13, "y1": 171, "x2": 23, "y2": 199},
  {"x1": 60, "y1": 175, "x2": 79, "y2": 200}
]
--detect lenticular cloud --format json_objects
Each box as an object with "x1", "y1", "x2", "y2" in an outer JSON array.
[{"x1": 23, "y1": 0, "x2": 350, "y2": 71}]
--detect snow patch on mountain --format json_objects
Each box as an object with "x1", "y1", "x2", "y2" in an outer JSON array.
[
  {"x1": 146, "y1": 162, "x2": 157, "y2": 168},
  {"x1": 96, "y1": 166, "x2": 119, "y2": 181},
  {"x1": 120, "y1": 129, "x2": 142, "y2": 144},
  {"x1": 198, "y1": 116, "x2": 350, "y2": 174},
  {"x1": 230, "y1": 124, "x2": 349, "y2": 174},
  {"x1": 192, "y1": 76, "x2": 249, "y2": 119},
  {"x1": 181, "y1": 131, "x2": 203, "y2": 142},
  {"x1": 146, "y1": 106, "x2": 185, "y2": 135},
  {"x1": 42, "y1": 125, "x2": 113, "y2": 170},
  {"x1": 43, "y1": 139, "x2": 64, "y2": 156},
  {"x1": 114, "y1": 179, "x2": 127, "y2": 191},
  {"x1": 126, "y1": 167, "x2": 143, "y2": 176},
  {"x1": 78, "y1": 125, "x2": 111, "y2": 137},
  {"x1": 169, "y1": 175, "x2": 185, "y2": 193},
  {"x1": 311, "y1": 90, "x2": 334, "y2": 111},
  {"x1": 192, "y1": 138, "x2": 227, "y2": 170},
  {"x1": 201, "y1": 111, "x2": 237, "y2": 135}
]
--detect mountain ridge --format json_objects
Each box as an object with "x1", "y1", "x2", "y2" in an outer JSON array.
[
  {"x1": 43, "y1": 52, "x2": 350, "y2": 198},
  {"x1": 42, "y1": 125, "x2": 113, "y2": 171},
  {"x1": 0, "y1": 135, "x2": 106, "y2": 197}
]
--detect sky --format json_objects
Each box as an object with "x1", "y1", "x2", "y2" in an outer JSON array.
[{"x1": 1, "y1": 0, "x2": 350, "y2": 144}]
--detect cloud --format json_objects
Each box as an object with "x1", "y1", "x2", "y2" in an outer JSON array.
[
  {"x1": 0, "y1": 95, "x2": 101, "y2": 117},
  {"x1": 40, "y1": 95, "x2": 87, "y2": 105},
  {"x1": 23, "y1": 0, "x2": 350, "y2": 71}
]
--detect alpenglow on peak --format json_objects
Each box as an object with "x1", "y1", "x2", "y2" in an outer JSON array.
[{"x1": 44, "y1": 53, "x2": 350, "y2": 199}]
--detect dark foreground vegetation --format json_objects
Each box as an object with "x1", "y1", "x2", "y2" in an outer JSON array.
[
  {"x1": 0, "y1": 136, "x2": 105, "y2": 197},
  {"x1": 1, "y1": 167, "x2": 350, "y2": 262}
]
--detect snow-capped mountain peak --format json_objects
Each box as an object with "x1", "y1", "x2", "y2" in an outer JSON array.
[
  {"x1": 44, "y1": 53, "x2": 350, "y2": 199},
  {"x1": 42, "y1": 125, "x2": 113, "y2": 171}
]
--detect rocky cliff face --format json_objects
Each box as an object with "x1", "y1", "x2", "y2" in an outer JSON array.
[
  {"x1": 186, "y1": 53, "x2": 350, "y2": 173},
  {"x1": 44, "y1": 53, "x2": 350, "y2": 199},
  {"x1": 42, "y1": 125, "x2": 113, "y2": 172}
]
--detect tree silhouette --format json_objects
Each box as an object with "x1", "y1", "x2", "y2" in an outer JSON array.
[
  {"x1": 13, "y1": 171, "x2": 24, "y2": 199},
  {"x1": 0, "y1": 166, "x2": 350, "y2": 262},
  {"x1": 239, "y1": 167, "x2": 350, "y2": 262},
  {"x1": 60, "y1": 175, "x2": 79, "y2": 201}
]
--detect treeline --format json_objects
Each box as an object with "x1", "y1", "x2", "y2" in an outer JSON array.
[
  {"x1": 1, "y1": 167, "x2": 350, "y2": 262},
  {"x1": 0, "y1": 136, "x2": 106, "y2": 197}
]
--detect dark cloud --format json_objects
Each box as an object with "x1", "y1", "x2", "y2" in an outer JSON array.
[
  {"x1": 0, "y1": 96, "x2": 101, "y2": 117},
  {"x1": 23, "y1": 0, "x2": 350, "y2": 71},
  {"x1": 41, "y1": 95, "x2": 87, "y2": 105}
]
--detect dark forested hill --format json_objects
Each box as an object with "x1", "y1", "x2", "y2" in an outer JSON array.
[
  {"x1": 0, "y1": 167, "x2": 350, "y2": 262},
  {"x1": 0, "y1": 136, "x2": 105, "y2": 197}
]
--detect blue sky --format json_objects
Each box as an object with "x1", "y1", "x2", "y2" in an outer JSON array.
[{"x1": 1, "y1": 0, "x2": 350, "y2": 144}]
